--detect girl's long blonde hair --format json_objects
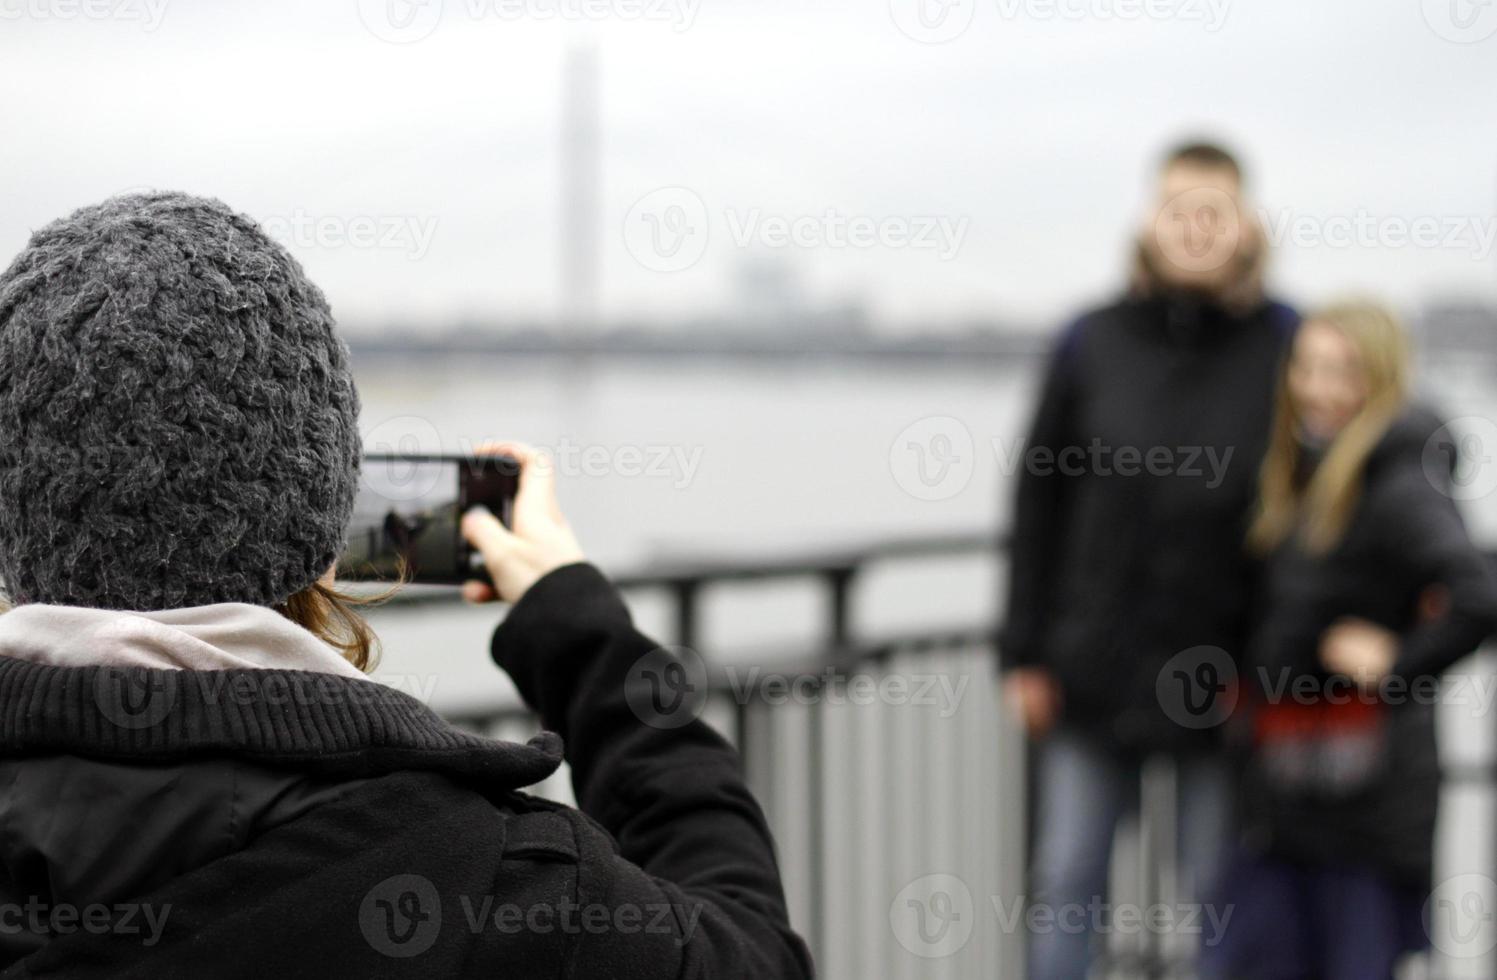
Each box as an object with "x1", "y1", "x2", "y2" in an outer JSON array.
[{"x1": 1247, "y1": 301, "x2": 1410, "y2": 556}]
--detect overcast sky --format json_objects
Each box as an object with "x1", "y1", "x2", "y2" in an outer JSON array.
[{"x1": 1, "y1": 0, "x2": 1494, "y2": 333}]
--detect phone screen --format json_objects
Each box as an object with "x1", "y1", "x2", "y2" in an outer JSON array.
[{"x1": 339, "y1": 454, "x2": 519, "y2": 585}]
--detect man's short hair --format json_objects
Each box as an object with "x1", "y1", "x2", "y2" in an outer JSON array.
[{"x1": 1161, "y1": 140, "x2": 1243, "y2": 182}]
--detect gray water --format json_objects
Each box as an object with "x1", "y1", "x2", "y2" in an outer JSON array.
[
  {"x1": 352, "y1": 350, "x2": 1497, "y2": 562},
  {"x1": 352, "y1": 353, "x2": 1036, "y2": 567},
  {"x1": 352, "y1": 350, "x2": 1497, "y2": 711},
  {"x1": 353, "y1": 353, "x2": 1031, "y2": 710}
]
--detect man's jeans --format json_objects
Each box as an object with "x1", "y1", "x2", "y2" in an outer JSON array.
[{"x1": 1027, "y1": 727, "x2": 1232, "y2": 980}]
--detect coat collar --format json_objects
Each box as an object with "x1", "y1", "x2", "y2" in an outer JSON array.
[{"x1": 0, "y1": 655, "x2": 561, "y2": 788}]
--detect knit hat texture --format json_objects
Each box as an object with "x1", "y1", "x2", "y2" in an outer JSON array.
[{"x1": 0, "y1": 191, "x2": 361, "y2": 610}]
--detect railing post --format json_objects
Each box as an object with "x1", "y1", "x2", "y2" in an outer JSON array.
[
  {"x1": 672, "y1": 578, "x2": 701, "y2": 650},
  {"x1": 825, "y1": 565, "x2": 856, "y2": 651},
  {"x1": 807, "y1": 678, "x2": 825, "y2": 966}
]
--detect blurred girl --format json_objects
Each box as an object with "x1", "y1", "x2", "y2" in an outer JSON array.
[{"x1": 1208, "y1": 301, "x2": 1497, "y2": 979}]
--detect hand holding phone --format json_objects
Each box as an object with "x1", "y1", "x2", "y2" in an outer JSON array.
[
  {"x1": 340, "y1": 442, "x2": 583, "y2": 602},
  {"x1": 458, "y1": 442, "x2": 585, "y2": 604}
]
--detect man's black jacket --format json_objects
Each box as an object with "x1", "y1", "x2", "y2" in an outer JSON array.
[
  {"x1": 1000, "y1": 294, "x2": 1298, "y2": 753},
  {"x1": 0, "y1": 563, "x2": 814, "y2": 978}
]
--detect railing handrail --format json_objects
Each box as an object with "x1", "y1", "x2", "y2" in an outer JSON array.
[
  {"x1": 359, "y1": 528, "x2": 998, "y2": 613},
  {"x1": 444, "y1": 623, "x2": 998, "y2": 730}
]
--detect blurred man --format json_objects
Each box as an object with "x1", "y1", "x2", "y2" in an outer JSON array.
[{"x1": 999, "y1": 142, "x2": 1298, "y2": 979}]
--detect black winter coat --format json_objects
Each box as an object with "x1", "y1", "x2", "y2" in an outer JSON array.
[
  {"x1": 1238, "y1": 406, "x2": 1497, "y2": 887},
  {"x1": 0, "y1": 563, "x2": 814, "y2": 978},
  {"x1": 1000, "y1": 293, "x2": 1297, "y2": 753}
]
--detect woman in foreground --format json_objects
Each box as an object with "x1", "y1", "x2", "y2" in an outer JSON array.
[{"x1": 0, "y1": 192, "x2": 813, "y2": 979}]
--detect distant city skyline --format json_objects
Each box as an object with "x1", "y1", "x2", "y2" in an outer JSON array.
[{"x1": 1, "y1": 0, "x2": 1494, "y2": 333}]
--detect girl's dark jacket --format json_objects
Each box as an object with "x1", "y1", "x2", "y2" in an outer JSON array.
[
  {"x1": 1238, "y1": 406, "x2": 1497, "y2": 887},
  {"x1": 0, "y1": 564, "x2": 814, "y2": 978}
]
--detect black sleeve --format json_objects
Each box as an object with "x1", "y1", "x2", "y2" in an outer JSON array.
[
  {"x1": 999, "y1": 323, "x2": 1084, "y2": 670},
  {"x1": 490, "y1": 563, "x2": 814, "y2": 980},
  {"x1": 1382, "y1": 469, "x2": 1497, "y2": 680}
]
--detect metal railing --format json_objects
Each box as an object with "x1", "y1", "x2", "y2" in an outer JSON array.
[{"x1": 423, "y1": 533, "x2": 1497, "y2": 980}]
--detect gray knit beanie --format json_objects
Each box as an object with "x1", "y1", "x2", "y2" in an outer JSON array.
[{"x1": 0, "y1": 191, "x2": 361, "y2": 610}]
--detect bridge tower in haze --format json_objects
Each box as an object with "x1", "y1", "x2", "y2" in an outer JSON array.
[{"x1": 560, "y1": 44, "x2": 601, "y2": 332}]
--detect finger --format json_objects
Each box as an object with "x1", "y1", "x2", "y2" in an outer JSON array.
[
  {"x1": 472, "y1": 440, "x2": 536, "y2": 490},
  {"x1": 470, "y1": 441, "x2": 556, "y2": 523},
  {"x1": 461, "y1": 579, "x2": 497, "y2": 604},
  {"x1": 513, "y1": 450, "x2": 560, "y2": 525},
  {"x1": 473, "y1": 439, "x2": 521, "y2": 456},
  {"x1": 461, "y1": 505, "x2": 518, "y2": 559},
  {"x1": 473, "y1": 440, "x2": 538, "y2": 468}
]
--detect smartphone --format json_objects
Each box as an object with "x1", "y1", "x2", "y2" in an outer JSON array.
[{"x1": 338, "y1": 453, "x2": 519, "y2": 585}]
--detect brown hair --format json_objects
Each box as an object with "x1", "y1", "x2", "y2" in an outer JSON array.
[
  {"x1": 274, "y1": 571, "x2": 406, "y2": 674},
  {"x1": 1247, "y1": 301, "x2": 1410, "y2": 556},
  {"x1": 1163, "y1": 140, "x2": 1244, "y2": 183}
]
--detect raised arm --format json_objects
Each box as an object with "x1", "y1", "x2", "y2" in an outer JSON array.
[{"x1": 463, "y1": 443, "x2": 813, "y2": 980}]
